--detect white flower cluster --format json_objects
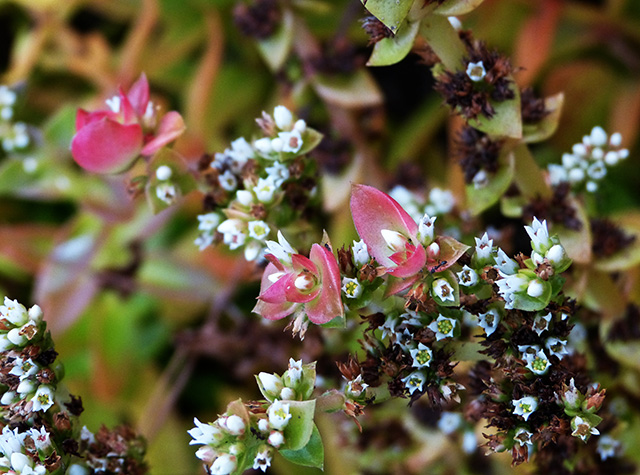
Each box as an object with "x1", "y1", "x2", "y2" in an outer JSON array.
[
  {"x1": 257, "y1": 357, "x2": 305, "y2": 402},
  {"x1": 388, "y1": 185, "x2": 455, "y2": 223},
  {"x1": 0, "y1": 425, "x2": 51, "y2": 475},
  {"x1": 196, "y1": 106, "x2": 317, "y2": 260},
  {"x1": 0, "y1": 86, "x2": 30, "y2": 152},
  {"x1": 188, "y1": 413, "x2": 247, "y2": 475},
  {"x1": 548, "y1": 126, "x2": 629, "y2": 192}
]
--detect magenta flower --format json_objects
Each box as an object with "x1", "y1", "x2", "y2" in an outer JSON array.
[
  {"x1": 350, "y1": 184, "x2": 426, "y2": 279},
  {"x1": 71, "y1": 73, "x2": 185, "y2": 174},
  {"x1": 253, "y1": 242, "x2": 343, "y2": 325}
]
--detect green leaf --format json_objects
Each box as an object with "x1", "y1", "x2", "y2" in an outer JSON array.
[
  {"x1": 512, "y1": 142, "x2": 551, "y2": 200},
  {"x1": 313, "y1": 69, "x2": 383, "y2": 108},
  {"x1": 433, "y1": 0, "x2": 485, "y2": 15},
  {"x1": 367, "y1": 19, "x2": 420, "y2": 67},
  {"x1": 465, "y1": 148, "x2": 515, "y2": 215},
  {"x1": 283, "y1": 400, "x2": 316, "y2": 451},
  {"x1": 452, "y1": 341, "x2": 485, "y2": 361},
  {"x1": 280, "y1": 424, "x2": 324, "y2": 470},
  {"x1": 145, "y1": 148, "x2": 197, "y2": 214},
  {"x1": 360, "y1": 0, "x2": 414, "y2": 34},
  {"x1": 523, "y1": 93, "x2": 564, "y2": 143},
  {"x1": 553, "y1": 197, "x2": 591, "y2": 264},
  {"x1": 595, "y1": 212, "x2": 640, "y2": 272},
  {"x1": 511, "y1": 279, "x2": 551, "y2": 312},
  {"x1": 297, "y1": 128, "x2": 324, "y2": 156},
  {"x1": 468, "y1": 82, "x2": 522, "y2": 138},
  {"x1": 419, "y1": 14, "x2": 466, "y2": 71},
  {"x1": 320, "y1": 314, "x2": 346, "y2": 328},
  {"x1": 256, "y1": 8, "x2": 294, "y2": 72}
]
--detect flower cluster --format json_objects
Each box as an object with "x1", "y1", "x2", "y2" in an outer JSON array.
[
  {"x1": 548, "y1": 126, "x2": 629, "y2": 192},
  {"x1": 0, "y1": 85, "x2": 31, "y2": 153},
  {"x1": 195, "y1": 105, "x2": 324, "y2": 261}
]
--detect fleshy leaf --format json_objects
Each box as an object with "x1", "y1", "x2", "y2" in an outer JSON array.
[
  {"x1": 360, "y1": 0, "x2": 414, "y2": 34},
  {"x1": 428, "y1": 236, "x2": 470, "y2": 272},
  {"x1": 256, "y1": 8, "x2": 294, "y2": 71},
  {"x1": 468, "y1": 82, "x2": 522, "y2": 138},
  {"x1": 511, "y1": 280, "x2": 552, "y2": 311},
  {"x1": 419, "y1": 14, "x2": 466, "y2": 71},
  {"x1": 465, "y1": 148, "x2": 515, "y2": 215},
  {"x1": 434, "y1": 0, "x2": 485, "y2": 15},
  {"x1": 595, "y1": 213, "x2": 640, "y2": 272},
  {"x1": 523, "y1": 93, "x2": 564, "y2": 143},
  {"x1": 282, "y1": 400, "x2": 316, "y2": 451},
  {"x1": 313, "y1": 69, "x2": 383, "y2": 108},
  {"x1": 296, "y1": 128, "x2": 324, "y2": 156},
  {"x1": 512, "y1": 142, "x2": 551, "y2": 199},
  {"x1": 367, "y1": 19, "x2": 420, "y2": 67},
  {"x1": 145, "y1": 148, "x2": 196, "y2": 214},
  {"x1": 279, "y1": 424, "x2": 324, "y2": 470},
  {"x1": 554, "y1": 197, "x2": 591, "y2": 264}
]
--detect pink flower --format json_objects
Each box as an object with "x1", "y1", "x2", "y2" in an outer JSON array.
[
  {"x1": 253, "y1": 242, "x2": 343, "y2": 325},
  {"x1": 71, "y1": 73, "x2": 185, "y2": 174},
  {"x1": 350, "y1": 184, "x2": 426, "y2": 279}
]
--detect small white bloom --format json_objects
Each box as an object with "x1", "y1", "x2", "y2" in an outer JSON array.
[
  {"x1": 448, "y1": 16, "x2": 462, "y2": 30},
  {"x1": 548, "y1": 164, "x2": 568, "y2": 185},
  {"x1": 30, "y1": 385, "x2": 54, "y2": 412},
  {"x1": 546, "y1": 244, "x2": 565, "y2": 266},
  {"x1": 428, "y1": 188, "x2": 455, "y2": 214},
  {"x1": 271, "y1": 137, "x2": 284, "y2": 152},
  {"x1": 155, "y1": 182, "x2": 179, "y2": 204},
  {"x1": 571, "y1": 415, "x2": 600, "y2": 442},
  {"x1": 591, "y1": 147, "x2": 604, "y2": 160},
  {"x1": 248, "y1": 221, "x2": 271, "y2": 241},
  {"x1": 478, "y1": 309, "x2": 500, "y2": 336},
  {"x1": 462, "y1": 430, "x2": 477, "y2": 454},
  {"x1": 265, "y1": 161, "x2": 290, "y2": 187},
  {"x1": 532, "y1": 312, "x2": 552, "y2": 336},
  {"x1": 293, "y1": 119, "x2": 306, "y2": 133},
  {"x1": 494, "y1": 248, "x2": 518, "y2": 274},
  {"x1": 268, "y1": 430, "x2": 285, "y2": 448},
  {"x1": 466, "y1": 61, "x2": 486, "y2": 82},
  {"x1": 609, "y1": 132, "x2": 622, "y2": 147},
  {"x1": 427, "y1": 315, "x2": 457, "y2": 340},
  {"x1": 253, "y1": 448, "x2": 273, "y2": 471},
  {"x1": 526, "y1": 349, "x2": 551, "y2": 375},
  {"x1": 409, "y1": 343, "x2": 433, "y2": 369},
  {"x1": 618, "y1": 148, "x2": 629, "y2": 159},
  {"x1": 287, "y1": 358, "x2": 303, "y2": 385},
  {"x1": 1, "y1": 298, "x2": 28, "y2": 326},
  {"x1": 590, "y1": 126, "x2": 608, "y2": 147},
  {"x1": 545, "y1": 337, "x2": 568, "y2": 359},
  {"x1": 273, "y1": 105, "x2": 294, "y2": 130},
  {"x1": 604, "y1": 150, "x2": 620, "y2": 166},
  {"x1": 514, "y1": 427, "x2": 534, "y2": 448},
  {"x1": 438, "y1": 412, "x2": 462, "y2": 435},
  {"x1": 258, "y1": 372, "x2": 284, "y2": 396},
  {"x1": 587, "y1": 161, "x2": 607, "y2": 180},
  {"x1": 457, "y1": 266, "x2": 478, "y2": 287},
  {"x1": 155, "y1": 165, "x2": 173, "y2": 181},
  {"x1": 1, "y1": 390, "x2": 16, "y2": 405},
  {"x1": 280, "y1": 387, "x2": 296, "y2": 400},
  {"x1": 253, "y1": 177, "x2": 278, "y2": 203},
  {"x1": 211, "y1": 453, "x2": 237, "y2": 475},
  {"x1": 346, "y1": 375, "x2": 368, "y2": 398},
  {"x1": 227, "y1": 137, "x2": 254, "y2": 172},
  {"x1": 0, "y1": 426, "x2": 25, "y2": 456},
  {"x1": 218, "y1": 170, "x2": 238, "y2": 191},
  {"x1": 218, "y1": 219, "x2": 247, "y2": 250},
  {"x1": 474, "y1": 233, "x2": 493, "y2": 261},
  {"x1": 188, "y1": 418, "x2": 222, "y2": 445},
  {"x1": 586, "y1": 181, "x2": 598, "y2": 192},
  {"x1": 572, "y1": 143, "x2": 588, "y2": 156},
  {"x1": 352, "y1": 240, "x2": 370, "y2": 267},
  {"x1": 512, "y1": 396, "x2": 538, "y2": 421},
  {"x1": 294, "y1": 273, "x2": 314, "y2": 291},
  {"x1": 418, "y1": 214, "x2": 436, "y2": 245},
  {"x1": 568, "y1": 167, "x2": 585, "y2": 183},
  {"x1": 195, "y1": 446, "x2": 217, "y2": 464},
  {"x1": 267, "y1": 399, "x2": 292, "y2": 430},
  {"x1": 258, "y1": 419, "x2": 269, "y2": 433},
  {"x1": 472, "y1": 169, "x2": 489, "y2": 189},
  {"x1": 527, "y1": 279, "x2": 545, "y2": 298},
  {"x1": 265, "y1": 231, "x2": 296, "y2": 264},
  {"x1": 525, "y1": 218, "x2": 551, "y2": 253},
  {"x1": 279, "y1": 130, "x2": 303, "y2": 153},
  {"x1": 402, "y1": 371, "x2": 426, "y2": 395},
  {"x1": 28, "y1": 427, "x2": 51, "y2": 451},
  {"x1": 222, "y1": 415, "x2": 245, "y2": 436},
  {"x1": 198, "y1": 213, "x2": 222, "y2": 232},
  {"x1": 433, "y1": 279, "x2": 455, "y2": 302},
  {"x1": 342, "y1": 277, "x2": 363, "y2": 299},
  {"x1": 22, "y1": 157, "x2": 38, "y2": 174},
  {"x1": 597, "y1": 435, "x2": 620, "y2": 461},
  {"x1": 254, "y1": 137, "x2": 273, "y2": 155},
  {"x1": 381, "y1": 229, "x2": 407, "y2": 253}
]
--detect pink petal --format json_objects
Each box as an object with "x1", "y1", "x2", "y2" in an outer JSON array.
[
  {"x1": 291, "y1": 253, "x2": 318, "y2": 275},
  {"x1": 285, "y1": 283, "x2": 320, "y2": 304},
  {"x1": 71, "y1": 118, "x2": 143, "y2": 174},
  {"x1": 127, "y1": 73, "x2": 150, "y2": 117},
  {"x1": 118, "y1": 88, "x2": 138, "y2": 124},
  {"x1": 388, "y1": 242, "x2": 426, "y2": 278},
  {"x1": 350, "y1": 184, "x2": 418, "y2": 268},
  {"x1": 258, "y1": 266, "x2": 293, "y2": 304},
  {"x1": 75, "y1": 109, "x2": 111, "y2": 129},
  {"x1": 141, "y1": 112, "x2": 186, "y2": 156},
  {"x1": 253, "y1": 299, "x2": 297, "y2": 321},
  {"x1": 305, "y1": 244, "x2": 343, "y2": 324}
]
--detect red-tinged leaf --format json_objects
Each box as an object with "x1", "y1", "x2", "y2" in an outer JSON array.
[
  {"x1": 522, "y1": 93, "x2": 564, "y2": 144},
  {"x1": 388, "y1": 243, "x2": 426, "y2": 278},
  {"x1": 384, "y1": 274, "x2": 420, "y2": 297},
  {"x1": 127, "y1": 73, "x2": 150, "y2": 117},
  {"x1": 434, "y1": 0, "x2": 485, "y2": 15},
  {"x1": 429, "y1": 236, "x2": 470, "y2": 272},
  {"x1": 141, "y1": 111, "x2": 186, "y2": 156},
  {"x1": 595, "y1": 213, "x2": 640, "y2": 272},
  {"x1": 306, "y1": 244, "x2": 343, "y2": 324}
]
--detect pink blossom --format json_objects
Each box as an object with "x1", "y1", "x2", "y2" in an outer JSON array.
[
  {"x1": 253, "y1": 243, "x2": 343, "y2": 325},
  {"x1": 350, "y1": 184, "x2": 426, "y2": 279},
  {"x1": 71, "y1": 73, "x2": 185, "y2": 174}
]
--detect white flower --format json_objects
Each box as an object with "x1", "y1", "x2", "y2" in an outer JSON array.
[
  {"x1": 571, "y1": 415, "x2": 600, "y2": 442},
  {"x1": 28, "y1": 427, "x2": 51, "y2": 451},
  {"x1": 527, "y1": 279, "x2": 545, "y2": 298},
  {"x1": 221, "y1": 415, "x2": 245, "y2": 436},
  {"x1": 280, "y1": 387, "x2": 296, "y2": 400},
  {"x1": 1, "y1": 298, "x2": 28, "y2": 326},
  {"x1": 155, "y1": 165, "x2": 172, "y2": 181},
  {"x1": 417, "y1": 214, "x2": 436, "y2": 245},
  {"x1": 253, "y1": 177, "x2": 278, "y2": 203},
  {"x1": 494, "y1": 248, "x2": 518, "y2": 274},
  {"x1": 568, "y1": 167, "x2": 585, "y2": 183},
  {"x1": 258, "y1": 419, "x2": 269, "y2": 433},
  {"x1": 218, "y1": 170, "x2": 238, "y2": 191},
  {"x1": 9, "y1": 357, "x2": 38, "y2": 380},
  {"x1": 352, "y1": 240, "x2": 370, "y2": 267},
  {"x1": 462, "y1": 430, "x2": 477, "y2": 454},
  {"x1": 512, "y1": 396, "x2": 538, "y2": 421},
  {"x1": 254, "y1": 137, "x2": 273, "y2": 155},
  {"x1": 546, "y1": 244, "x2": 566, "y2": 266},
  {"x1": 514, "y1": 427, "x2": 533, "y2": 448},
  {"x1": 236, "y1": 190, "x2": 254, "y2": 207},
  {"x1": 589, "y1": 126, "x2": 608, "y2": 147},
  {"x1": 268, "y1": 430, "x2": 284, "y2": 448},
  {"x1": 478, "y1": 309, "x2": 500, "y2": 336},
  {"x1": 525, "y1": 349, "x2": 551, "y2": 375},
  {"x1": 427, "y1": 315, "x2": 457, "y2": 340},
  {"x1": 195, "y1": 446, "x2": 217, "y2": 464},
  {"x1": 1, "y1": 390, "x2": 16, "y2": 405},
  {"x1": 253, "y1": 448, "x2": 273, "y2": 471},
  {"x1": 0, "y1": 426, "x2": 25, "y2": 457},
  {"x1": 432, "y1": 279, "x2": 455, "y2": 302},
  {"x1": 197, "y1": 213, "x2": 222, "y2": 232},
  {"x1": 155, "y1": 182, "x2": 179, "y2": 204},
  {"x1": 532, "y1": 312, "x2": 552, "y2": 336},
  {"x1": 278, "y1": 130, "x2": 303, "y2": 153},
  {"x1": 267, "y1": 399, "x2": 292, "y2": 430},
  {"x1": 248, "y1": 221, "x2": 271, "y2": 241},
  {"x1": 381, "y1": 229, "x2": 407, "y2": 253},
  {"x1": 472, "y1": 169, "x2": 489, "y2": 189},
  {"x1": 457, "y1": 266, "x2": 478, "y2": 287},
  {"x1": 211, "y1": 453, "x2": 237, "y2": 475},
  {"x1": 438, "y1": 412, "x2": 462, "y2": 434},
  {"x1": 587, "y1": 161, "x2": 607, "y2": 180},
  {"x1": 410, "y1": 343, "x2": 433, "y2": 369},
  {"x1": 217, "y1": 219, "x2": 247, "y2": 250},
  {"x1": 258, "y1": 372, "x2": 284, "y2": 397},
  {"x1": 16, "y1": 379, "x2": 36, "y2": 395},
  {"x1": 265, "y1": 231, "x2": 296, "y2": 264},
  {"x1": 273, "y1": 105, "x2": 293, "y2": 130},
  {"x1": 342, "y1": 277, "x2": 363, "y2": 299},
  {"x1": 188, "y1": 418, "x2": 222, "y2": 445},
  {"x1": 293, "y1": 119, "x2": 306, "y2": 133},
  {"x1": 287, "y1": 358, "x2": 303, "y2": 385},
  {"x1": 548, "y1": 163, "x2": 568, "y2": 185},
  {"x1": 227, "y1": 137, "x2": 254, "y2": 173},
  {"x1": 496, "y1": 272, "x2": 528, "y2": 308},
  {"x1": 545, "y1": 337, "x2": 568, "y2": 359},
  {"x1": 597, "y1": 435, "x2": 620, "y2": 461},
  {"x1": 525, "y1": 217, "x2": 551, "y2": 253},
  {"x1": 265, "y1": 161, "x2": 290, "y2": 187},
  {"x1": 474, "y1": 232, "x2": 493, "y2": 261},
  {"x1": 466, "y1": 61, "x2": 486, "y2": 82},
  {"x1": 346, "y1": 375, "x2": 368, "y2": 398},
  {"x1": 402, "y1": 371, "x2": 426, "y2": 395}
]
